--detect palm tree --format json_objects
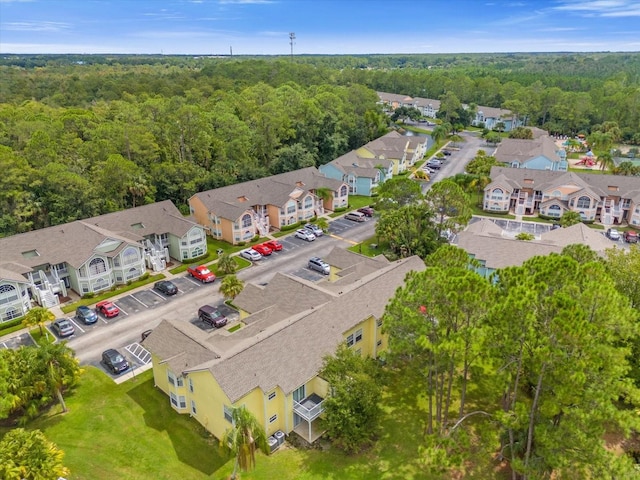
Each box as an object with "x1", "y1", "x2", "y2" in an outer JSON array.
[
  {"x1": 217, "y1": 254, "x2": 237, "y2": 275},
  {"x1": 598, "y1": 152, "x2": 615, "y2": 172},
  {"x1": 219, "y1": 275, "x2": 244, "y2": 300},
  {"x1": 34, "y1": 342, "x2": 82, "y2": 413},
  {"x1": 315, "y1": 217, "x2": 329, "y2": 233},
  {"x1": 220, "y1": 406, "x2": 268, "y2": 480},
  {"x1": 23, "y1": 306, "x2": 54, "y2": 336},
  {"x1": 315, "y1": 187, "x2": 333, "y2": 212}
]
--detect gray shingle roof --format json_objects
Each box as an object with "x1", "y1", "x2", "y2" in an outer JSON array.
[
  {"x1": 328, "y1": 150, "x2": 391, "y2": 178},
  {"x1": 0, "y1": 221, "x2": 140, "y2": 270},
  {"x1": 191, "y1": 167, "x2": 345, "y2": 221},
  {"x1": 457, "y1": 218, "x2": 614, "y2": 270},
  {"x1": 489, "y1": 167, "x2": 640, "y2": 201},
  {"x1": 494, "y1": 136, "x2": 561, "y2": 165},
  {"x1": 144, "y1": 249, "x2": 425, "y2": 403},
  {"x1": 0, "y1": 200, "x2": 199, "y2": 272}
]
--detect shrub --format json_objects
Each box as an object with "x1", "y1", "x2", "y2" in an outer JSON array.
[{"x1": 82, "y1": 292, "x2": 95, "y2": 299}]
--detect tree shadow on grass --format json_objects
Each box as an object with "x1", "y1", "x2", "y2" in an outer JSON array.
[{"x1": 126, "y1": 378, "x2": 229, "y2": 476}]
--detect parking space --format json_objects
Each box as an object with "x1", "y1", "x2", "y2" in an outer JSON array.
[
  {"x1": 170, "y1": 276, "x2": 202, "y2": 295},
  {"x1": 92, "y1": 341, "x2": 152, "y2": 379},
  {"x1": 129, "y1": 289, "x2": 168, "y2": 309},
  {"x1": 111, "y1": 294, "x2": 148, "y2": 316},
  {"x1": 291, "y1": 266, "x2": 327, "y2": 282},
  {"x1": 0, "y1": 332, "x2": 36, "y2": 350},
  {"x1": 47, "y1": 315, "x2": 90, "y2": 340},
  {"x1": 327, "y1": 217, "x2": 370, "y2": 236},
  {"x1": 191, "y1": 303, "x2": 240, "y2": 332}
]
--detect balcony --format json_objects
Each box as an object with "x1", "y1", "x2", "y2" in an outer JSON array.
[{"x1": 293, "y1": 393, "x2": 324, "y2": 421}]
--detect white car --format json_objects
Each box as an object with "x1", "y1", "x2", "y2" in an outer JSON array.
[
  {"x1": 606, "y1": 228, "x2": 621, "y2": 241},
  {"x1": 240, "y1": 248, "x2": 262, "y2": 261},
  {"x1": 295, "y1": 229, "x2": 316, "y2": 242}
]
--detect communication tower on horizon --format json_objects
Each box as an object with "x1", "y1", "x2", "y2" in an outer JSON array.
[{"x1": 289, "y1": 32, "x2": 296, "y2": 60}]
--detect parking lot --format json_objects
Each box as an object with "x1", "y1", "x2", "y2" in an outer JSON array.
[
  {"x1": 191, "y1": 302, "x2": 240, "y2": 332},
  {"x1": 0, "y1": 332, "x2": 36, "y2": 350},
  {"x1": 88, "y1": 340, "x2": 153, "y2": 378}
]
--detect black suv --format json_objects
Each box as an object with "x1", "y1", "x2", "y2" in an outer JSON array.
[
  {"x1": 198, "y1": 305, "x2": 228, "y2": 328},
  {"x1": 102, "y1": 349, "x2": 129, "y2": 374}
]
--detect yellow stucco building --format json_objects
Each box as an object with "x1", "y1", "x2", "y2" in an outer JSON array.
[{"x1": 143, "y1": 248, "x2": 425, "y2": 444}]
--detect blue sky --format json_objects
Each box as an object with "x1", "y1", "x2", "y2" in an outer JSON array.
[{"x1": 1, "y1": 0, "x2": 639, "y2": 55}]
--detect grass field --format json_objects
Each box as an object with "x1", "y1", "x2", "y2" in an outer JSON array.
[{"x1": 0, "y1": 364, "x2": 504, "y2": 480}]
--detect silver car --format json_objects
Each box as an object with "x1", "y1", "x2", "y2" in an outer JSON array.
[
  {"x1": 240, "y1": 248, "x2": 262, "y2": 261},
  {"x1": 295, "y1": 229, "x2": 316, "y2": 242},
  {"x1": 304, "y1": 223, "x2": 323, "y2": 237}
]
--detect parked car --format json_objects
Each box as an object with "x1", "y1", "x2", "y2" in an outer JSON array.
[
  {"x1": 240, "y1": 248, "x2": 262, "y2": 261},
  {"x1": 96, "y1": 300, "x2": 120, "y2": 318},
  {"x1": 426, "y1": 159, "x2": 442, "y2": 169},
  {"x1": 198, "y1": 305, "x2": 228, "y2": 328},
  {"x1": 551, "y1": 223, "x2": 561, "y2": 230},
  {"x1": 304, "y1": 223, "x2": 324, "y2": 237},
  {"x1": 154, "y1": 280, "x2": 178, "y2": 296},
  {"x1": 52, "y1": 318, "x2": 75, "y2": 337},
  {"x1": 102, "y1": 349, "x2": 129, "y2": 374},
  {"x1": 308, "y1": 257, "x2": 330, "y2": 275},
  {"x1": 606, "y1": 228, "x2": 621, "y2": 241},
  {"x1": 295, "y1": 229, "x2": 316, "y2": 241},
  {"x1": 75, "y1": 305, "x2": 98, "y2": 325},
  {"x1": 344, "y1": 211, "x2": 366, "y2": 222},
  {"x1": 262, "y1": 240, "x2": 283, "y2": 251},
  {"x1": 252, "y1": 243, "x2": 273, "y2": 256},
  {"x1": 624, "y1": 230, "x2": 638, "y2": 243},
  {"x1": 357, "y1": 206, "x2": 375, "y2": 217},
  {"x1": 187, "y1": 265, "x2": 216, "y2": 283},
  {"x1": 441, "y1": 150, "x2": 452, "y2": 156}
]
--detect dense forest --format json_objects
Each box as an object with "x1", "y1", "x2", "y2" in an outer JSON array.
[{"x1": 1, "y1": 53, "x2": 639, "y2": 237}]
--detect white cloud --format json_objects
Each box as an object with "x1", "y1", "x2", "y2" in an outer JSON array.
[{"x1": 3, "y1": 21, "x2": 70, "y2": 32}]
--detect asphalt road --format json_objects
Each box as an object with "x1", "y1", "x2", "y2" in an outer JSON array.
[
  {"x1": 67, "y1": 217, "x2": 377, "y2": 369},
  {"x1": 420, "y1": 131, "x2": 485, "y2": 193}
]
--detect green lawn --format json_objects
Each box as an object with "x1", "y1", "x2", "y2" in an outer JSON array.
[{"x1": 0, "y1": 364, "x2": 482, "y2": 480}]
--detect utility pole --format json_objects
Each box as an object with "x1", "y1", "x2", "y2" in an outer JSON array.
[{"x1": 289, "y1": 32, "x2": 295, "y2": 60}]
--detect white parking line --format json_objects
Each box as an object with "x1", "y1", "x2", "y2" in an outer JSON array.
[
  {"x1": 68, "y1": 317, "x2": 85, "y2": 333},
  {"x1": 114, "y1": 303, "x2": 128, "y2": 315},
  {"x1": 125, "y1": 343, "x2": 152, "y2": 365},
  {"x1": 185, "y1": 277, "x2": 202, "y2": 286},
  {"x1": 129, "y1": 295, "x2": 149, "y2": 308},
  {"x1": 149, "y1": 289, "x2": 167, "y2": 300}
]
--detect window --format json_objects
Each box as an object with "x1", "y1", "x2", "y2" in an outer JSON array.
[
  {"x1": 191, "y1": 400, "x2": 197, "y2": 415},
  {"x1": 576, "y1": 196, "x2": 590, "y2": 209},
  {"x1": 168, "y1": 371, "x2": 176, "y2": 386},
  {"x1": 346, "y1": 334, "x2": 354, "y2": 347},
  {"x1": 179, "y1": 396, "x2": 186, "y2": 409},
  {"x1": 340, "y1": 185, "x2": 347, "y2": 197},
  {"x1": 547, "y1": 205, "x2": 562, "y2": 217},
  {"x1": 188, "y1": 378, "x2": 194, "y2": 393},
  {"x1": 268, "y1": 391, "x2": 276, "y2": 400},
  {"x1": 241, "y1": 214, "x2": 252, "y2": 228},
  {"x1": 189, "y1": 228, "x2": 204, "y2": 245},
  {"x1": 170, "y1": 392, "x2": 178, "y2": 407},
  {"x1": 0, "y1": 284, "x2": 18, "y2": 305},
  {"x1": 176, "y1": 376, "x2": 184, "y2": 387},
  {"x1": 269, "y1": 414, "x2": 278, "y2": 424},
  {"x1": 304, "y1": 196, "x2": 313, "y2": 209},
  {"x1": 224, "y1": 405, "x2": 233, "y2": 423},
  {"x1": 122, "y1": 246, "x2": 139, "y2": 265},
  {"x1": 377, "y1": 339, "x2": 382, "y2": 347},
  {"x1": 286, "y1": 202, "x2": 296, "y2": 214},
  {"x1": 88, "y1": 257, "x2": 107, "y2": 275},
  {"x1": 376, "y1": 318, "x2": 383, "y2": 327},
  {"x1": 355, "y1": 329, "x2": 363, "y2": 343},
  {"x1": 490, "y1": 188, "x2": 503, "y2": 200}
]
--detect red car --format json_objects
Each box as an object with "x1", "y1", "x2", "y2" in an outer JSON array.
[
  {"x1": 187, "y1": 265, "x2": 216, "y2": 283},
  {"x1": 96, "y1": 300, "x2": 120, "y2": 318},
  {"x1": 252, "y1": 243, "x2": 273, "y2": 256},
  {"x1": 262, "y1": 240, "x2": 283, "y2": 251},
  {"x1": 358, "y1": 206, "x2": 375, "y2": 217}
]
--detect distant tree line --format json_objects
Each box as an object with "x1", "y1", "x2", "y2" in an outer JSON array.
[{"x1": 1, "y1": 55, "x2": 639, "y2": 237}]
